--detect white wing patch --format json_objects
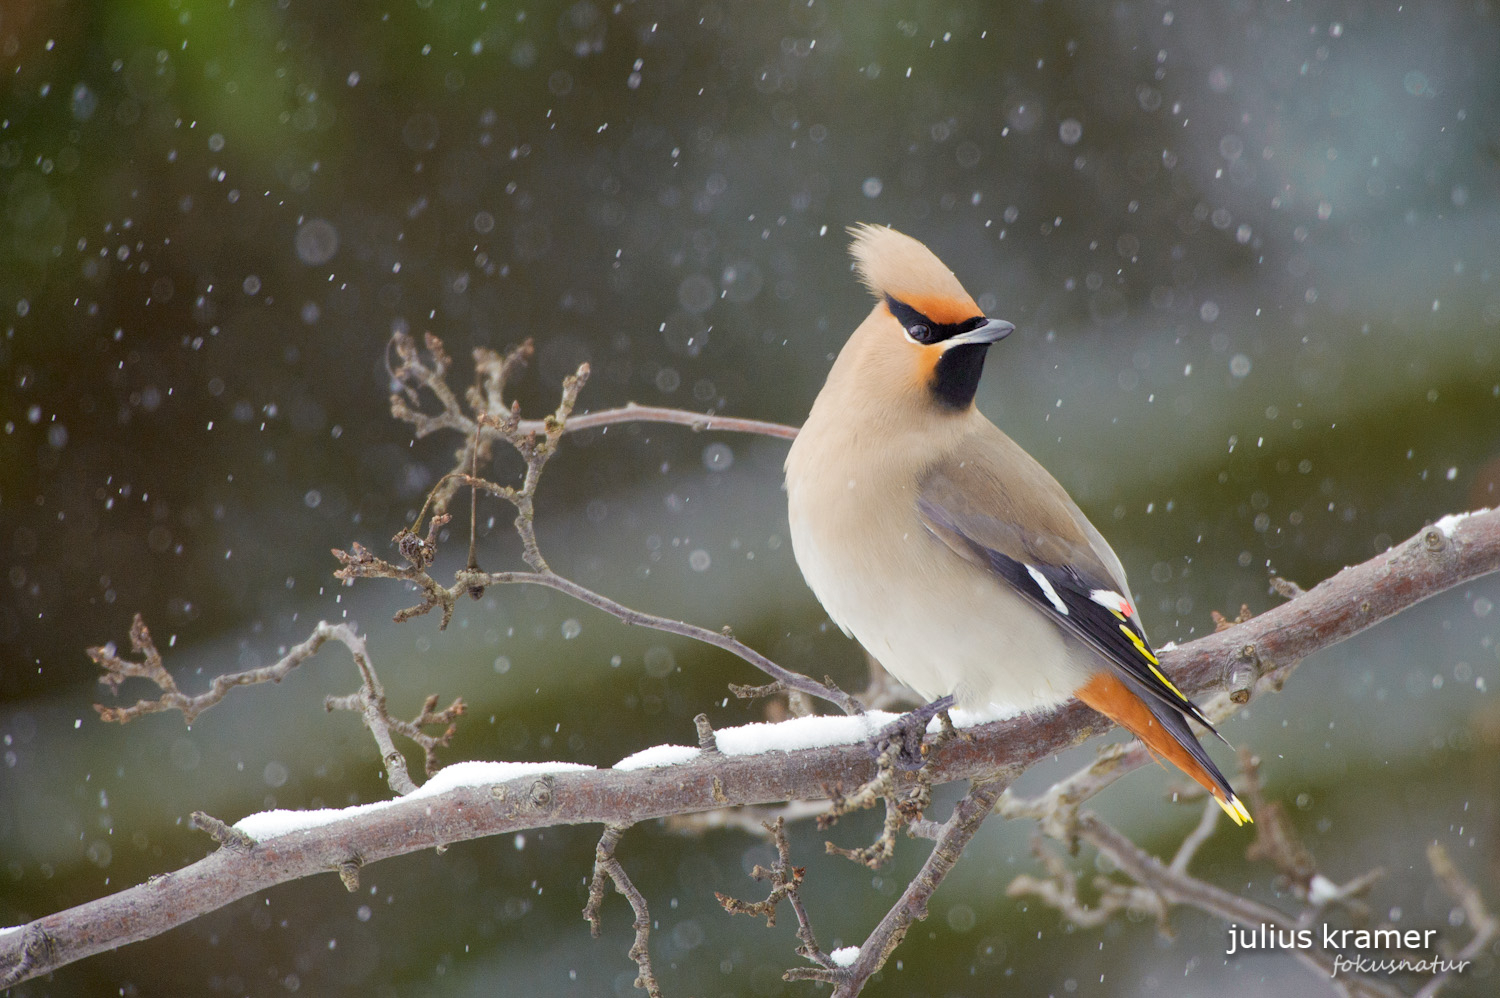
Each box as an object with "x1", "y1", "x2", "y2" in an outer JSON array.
[
  {"x1": 1088, "y1": 588, "x2": 1135, "y2": 618},
  {"x1": 1026, "y1": 565, "x2": 1069, "y2": 616}
]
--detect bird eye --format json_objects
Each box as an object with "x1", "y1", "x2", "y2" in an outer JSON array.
[{"x1": 908, "y1": 323, "x2": 932, "y2": 343}]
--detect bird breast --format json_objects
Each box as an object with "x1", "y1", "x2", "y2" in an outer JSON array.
[{"x1": 785, "y1": 419, "x2": 1095, "y2": 712}]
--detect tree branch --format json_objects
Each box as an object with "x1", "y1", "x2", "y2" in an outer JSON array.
[
  {"x1": 520, "y1": 403, "x2": 798, "y2": 441},
  {"x1": 14, "y1": 508, "x2": 1499, "y2": 986},
  {"x1": 786, "y1": 777, "x2": 1007, "y2": 994},
  {"x1": 716, "y1": 817, "x2": 836, "y2": 970},
  {"x1": 583, "y1": 825, "x2": 663, "y2": 998},
  {"x1": 347, "y1": 333, "x2": 862, "y2": 714},
  {"x1": 91, "y1": 614, "x2": 339, "y2": 726},
  {"x1": 91, "y1": 616, "x2": 459, "y2": 796},
  {"x1": 1413, "y1": 843, "x2": 1500, "y2": 998},
  {"x1": 1076, "y1": 812, "x2": 1408, "y2": 998},
  {"x1": 1007, "y1": 742, "x2": 1492, "y2": 998}
]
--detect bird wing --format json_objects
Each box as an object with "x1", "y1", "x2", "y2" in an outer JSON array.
[{"x1": 914, "y1": 428, "x2": 1224, "y2": 739}]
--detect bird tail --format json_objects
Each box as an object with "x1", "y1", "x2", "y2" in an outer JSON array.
[{"x1": 1076, "y1": 672, "x2": 1253, "y2": 825}]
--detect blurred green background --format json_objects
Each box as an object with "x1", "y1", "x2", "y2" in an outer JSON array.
[{"x1": 3, "y1": 1, "x2": 1498, "y2": 995}]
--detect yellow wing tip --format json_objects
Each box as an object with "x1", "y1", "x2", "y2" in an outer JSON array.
[
  {"x1": 1118, "y1": 623, "x2": 1164, "y2": 668},
  {"x1": 1146, "y1": 663, "x2": 1187, "y2": 701},
  {"x1": 1216, "y1": 795, "x2": 1254, "y2": 826}
]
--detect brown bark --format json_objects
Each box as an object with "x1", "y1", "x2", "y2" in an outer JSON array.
[{"x1": 4, "y1": 508, "x2": 1496, "y2": 986}]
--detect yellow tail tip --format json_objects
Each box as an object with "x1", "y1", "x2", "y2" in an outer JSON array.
[{"x1": 1216, "y1": 795, "x2": 1254, "y2": 826}]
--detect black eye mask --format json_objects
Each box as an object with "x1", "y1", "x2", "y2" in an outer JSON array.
[{"x1": 885, "y1": 295, "x2": 989, "y2": 344}]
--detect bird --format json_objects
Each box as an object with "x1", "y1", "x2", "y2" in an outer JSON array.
[{"x1": 784, "y1": 224, "x2": 1251, "y2": 826}]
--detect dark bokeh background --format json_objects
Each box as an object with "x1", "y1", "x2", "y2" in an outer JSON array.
[{"x1": 3, "y1": 1, "x2": 1498, "y2": 995}]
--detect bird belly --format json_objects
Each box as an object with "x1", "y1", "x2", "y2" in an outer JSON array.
[{"x1": 787, "y1": 501, "x2": 1095, "y2": 712}]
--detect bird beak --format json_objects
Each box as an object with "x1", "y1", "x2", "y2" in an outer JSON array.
[{"x1": 944, "y1": 318, "x2": 1015, "y2": 348}]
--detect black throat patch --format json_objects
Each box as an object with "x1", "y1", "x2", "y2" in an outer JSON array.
[{"x1": 930, "y1": 342, "x2": 991, "y2": 410}]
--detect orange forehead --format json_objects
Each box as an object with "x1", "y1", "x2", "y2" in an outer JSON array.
[{"x1": 895, "y1": 292, "x2": 982, "y2": 326}]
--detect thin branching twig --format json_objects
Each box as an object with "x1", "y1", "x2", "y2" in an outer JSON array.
[
  {"x1": 786, "y1": 777, "x2": 1008, "y2": 994},
  {"x1": 91, "y1": 614, "x2": 332, "y2": 726},
  {"x1": 91, "y1": 616, "x2": 457, "y2": 795},
  {"x1": 338, "y1": 333, "x2": 863, "y2": 715},
  {"x1": 1077, "y1": 812, "x2": 1408, "y2": 998},
  {"x1": 27, "y1": 501, "x2": 1500, "y2": 987},
  {"x1": 716, "y1": 817, "x2": 836, "y2": 970},
  {"x1": 583, "y1": 825, "x2": 663, "y2": 998},
  {"x1": 1005, "y1": 751, "x2": 1485, "y2": 998},
  {"x1": 62, "y1": 332, "x2": 1500, "y2": 995},
  {"x1": 1413, "y1": 844, "x2": 1499, "y2": 998}
]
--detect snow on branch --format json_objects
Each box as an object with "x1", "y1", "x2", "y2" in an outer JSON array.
[
  {"x1": 22, "y1": 336, "x2": 1497, "y2": 994},
  {"x1": 5, "y1": 506, "x2": 1497, "y2": 987}
]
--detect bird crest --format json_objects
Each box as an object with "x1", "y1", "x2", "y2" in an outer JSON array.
[{"x1": 847, "y1": 224, "x2": 980, "y2": 324}]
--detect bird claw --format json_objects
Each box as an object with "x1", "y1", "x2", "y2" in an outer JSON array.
[{"x1": 869, "y1": 695, "x2": 956, "y2": 771}]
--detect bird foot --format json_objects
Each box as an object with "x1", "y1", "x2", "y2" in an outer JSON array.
[{"x1": 870, "y1": 695, "x2": 956, "y2": 771}]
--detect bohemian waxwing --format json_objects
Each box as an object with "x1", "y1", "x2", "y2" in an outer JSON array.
[{"x1": 784, "y1": 224, "x2": 1251, "y2": 825}]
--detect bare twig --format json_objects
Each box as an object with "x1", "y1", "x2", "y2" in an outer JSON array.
[
  {"x1": 583, "y1": 825, "x2": 662, "y2": 998},
  {"x1": 1008, "y1": 830, "x2": 1171, "y2": 931},
  {"x1": 332, "y1": 547, "x2": 863, "y2": 715},
  {"x1": 1240, "y1": 750, "x2": 1318, "y2": 893},
  {"x1": 325, "y1": 686, "x2": 464, "y2": 787},
  {"x1": 1005, "y1": 734, "x2": 1420, "y2": 996},
  {"x1": 521, "y1": 402, "x2": 797, "y2": 441},
  {"x1": 317, "y1": 624, "x2": 454, "y2": 794},
  {"x1": 818, "y1": 733, "x2": 949, "y2": 871},
  {"x1": 386, "y1": 333, "x2": 516, "y2": 519},
  {"x1": 188, "y1": 812, "x2": 255, "y2": 853},
  {"x1": 664, "y1": 800, "x2": 827, "y2": 837},
  {"x1": 1006, "y1": 748, "x2": 1422, "y2": 998},
  {"x1": 385, "y1": 332, "x2": 797, "y2": 523},
  {"x1": 1075, "y1": 813, "x2": 1409, "y2": 998},
  {"x1": 717, "y1": 818, "x2": 835, "y2": 969},
  {"x1": 1169, "y1": 796, "x2": 1223, "y2": 875},
  {"x1": 904, "y1": 817, "x2": 945, "y2": 841},
  {"x1": 91, "y1": 617, "x2": 456, "y2": 796},
  {"x1": 824, "y1": 796, "x2": 909, "y2": 870},
  {"x1": 332, "y1": 514, "x2": 453, "y2": 625},
  {"x1": 388, "y1": 332, "x2": 797, "y2": 446},
  {"x1": 345, "y1": 334, "x2": 864, "y2": 715},
  {"x1": 464, "y1": 402, "x2": 484, "y2": 590},
  {"x1": 29, "y1": 509, "x2": 1500, "y2": 988},
  {"x1": 493, "y1": 569, "x2": 862, "y2": 715},
  {"x1": 787, "y1": 777, "x2": 1007, "y2": 994},
  {"x1": 1413, "y1": 844, "x2": 1500, "y2": 998},
  {"x1": 91, "y1": 614, "x2": 335, "y2": 726},
  {"x1": 998, "y1": 740, "x2": 1153, "y2": 845},
  {"x1": 728, "y1": 679, "x2": 788, "y2": 701}
]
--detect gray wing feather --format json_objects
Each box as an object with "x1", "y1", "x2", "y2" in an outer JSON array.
[{"x1": 916, "y1": 424, "x2": 1130, "y2": 599}]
